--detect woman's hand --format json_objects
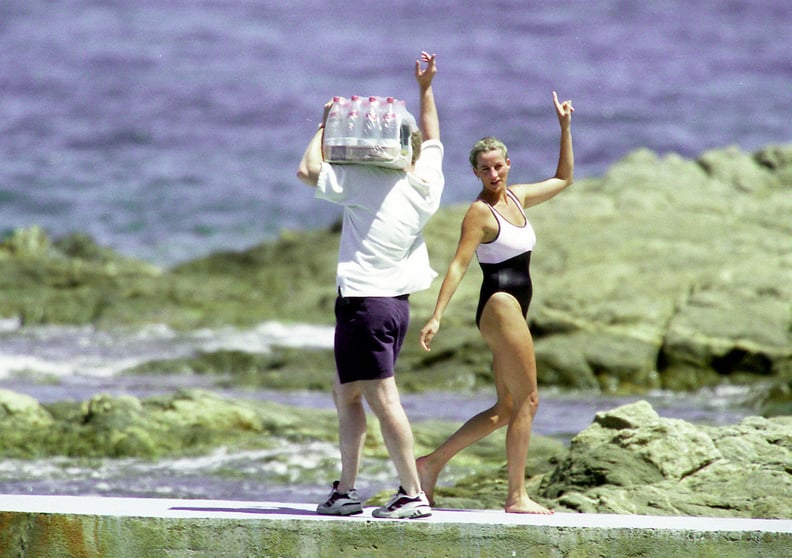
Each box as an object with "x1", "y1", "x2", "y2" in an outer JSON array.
[
  {"x1": 419, "y1": 317, "x2": 440, "y2": 351},
  {"x1": 552, "y1": 91, "x2": 574, "y2": 128}
]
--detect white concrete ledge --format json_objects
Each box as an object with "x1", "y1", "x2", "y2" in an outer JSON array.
[
  {"x1": 2, "y1": 494, "x2": 791, "y2": 532},
  {"x1": 1, "y1": 495, "x2": 790, "y2": 557}
]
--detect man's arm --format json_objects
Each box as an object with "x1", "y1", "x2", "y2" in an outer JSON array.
[
  {"x1": 415, "y1": 52, "x2": 439, "y2": 141},
  {"x1": 296, "y1": 101, "x2": 333, "y2": 187},
  {"x1": 296, "y1": 125, "x2": 324, "y2": 187}
]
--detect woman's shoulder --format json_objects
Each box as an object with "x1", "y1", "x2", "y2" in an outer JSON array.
[
  {"x1": 463, "y1": 198, "x2": 498, "y2": 234},
  {"x1": 468, "y1": 197, "x2": 492, "y2": 215}
]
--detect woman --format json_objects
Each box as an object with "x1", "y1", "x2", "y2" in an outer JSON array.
[{"x1": 417, "y1": 91, "x2": 574, "y2": 514}]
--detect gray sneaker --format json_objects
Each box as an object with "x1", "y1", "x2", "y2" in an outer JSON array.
[
  {"x1": 372, "y1": 486, "x2": 432, "y2": 519},
  {"x1": 316, "y1": 481, "x2": 363, "y2": 516}
]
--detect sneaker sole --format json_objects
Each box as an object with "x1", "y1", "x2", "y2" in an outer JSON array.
[
  {"x1": 317, "y1": 504, "x2": 363, "y2": 516},
  {"x1": 372, "y1": 506, "x2": 432, "y2": 519}
]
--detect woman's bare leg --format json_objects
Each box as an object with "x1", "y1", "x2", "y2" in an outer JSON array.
[
  {"x1": 479, "y1": 294, "x2": 553, "y2": 514},
  {"x1": 417, "y1": 379, "x2": 511, "y2": 504}
]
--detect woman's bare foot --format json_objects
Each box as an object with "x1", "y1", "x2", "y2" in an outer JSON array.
[
  {"x1": 416, "y1": 455, "x2": 438, "y2": 506},
  {"x1": 505, "y1": 497, "x2": 554, "y2": 514}
]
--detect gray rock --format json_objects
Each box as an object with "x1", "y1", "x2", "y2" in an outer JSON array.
[{"x1": 538, "y1": 401, "x2": 792, "y2": 518}]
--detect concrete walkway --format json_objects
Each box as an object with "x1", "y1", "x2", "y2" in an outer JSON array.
[{"x1": 1, "y1": 495, "x2": 791, "y2": 557}]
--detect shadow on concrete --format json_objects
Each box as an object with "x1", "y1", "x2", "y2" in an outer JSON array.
[{"x1": 169, "y1": 506, "x2": 317, "y2": 516}]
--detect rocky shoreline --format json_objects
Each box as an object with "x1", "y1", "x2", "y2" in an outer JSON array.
[
  {"x1": 2, "y1": 144, "x2": 790, "y2": 398},
  {"x1": 1, "y1": 143, "x2": 791, "y2": 517},
  {"x1": 1, "y1": 388, "x2": 789, "y2": 518}
]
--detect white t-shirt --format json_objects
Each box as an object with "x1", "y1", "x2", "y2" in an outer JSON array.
[{"x1": 316, "y1": 140, "x2": 444, "y2": 297}]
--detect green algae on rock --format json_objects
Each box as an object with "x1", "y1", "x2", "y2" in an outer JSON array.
[{"x1": 0, "y1": 388, "x2": 340, "y2": 459}]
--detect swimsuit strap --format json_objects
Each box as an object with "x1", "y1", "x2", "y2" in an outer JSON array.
[{"x1": 478, "y1": 189, "x2": 526, "y2": 228}]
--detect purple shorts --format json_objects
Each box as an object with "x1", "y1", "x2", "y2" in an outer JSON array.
[{"x1": 334, "y1": 294, "x2": 410, "y2": 384}]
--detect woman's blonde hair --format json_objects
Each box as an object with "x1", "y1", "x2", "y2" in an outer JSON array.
[{"x1": 469, "y1": 137, "x2": 508, "y2": 168}]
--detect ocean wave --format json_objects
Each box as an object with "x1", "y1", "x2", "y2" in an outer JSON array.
[{"x1": 0, "y1": 321, "x2": 334, "y2": 380}]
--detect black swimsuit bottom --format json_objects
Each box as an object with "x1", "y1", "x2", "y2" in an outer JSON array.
[{"x1": 475, "y1": 250, "x2": 533, "y2": 328}]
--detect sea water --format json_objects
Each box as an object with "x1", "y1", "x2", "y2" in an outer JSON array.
[{"x1": 0, "y1": 0, "x2": 789, "y2": 265}]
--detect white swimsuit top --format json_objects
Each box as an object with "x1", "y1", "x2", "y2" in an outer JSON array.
[{"x1": 475, "y1": 189, "x2": 537, "y2": 264}]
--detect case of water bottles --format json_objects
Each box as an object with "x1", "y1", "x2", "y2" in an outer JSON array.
[{"x1": 322, "y1": 95, "x2": 418, "y2": 169}]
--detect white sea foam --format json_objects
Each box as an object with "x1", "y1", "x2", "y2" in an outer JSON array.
[
  {"x1": 0, "y1": 317, "x2": 21, "y2": 332},
  {"x1": 0, "y1": 321, "x2": 334, "y2": 380}
]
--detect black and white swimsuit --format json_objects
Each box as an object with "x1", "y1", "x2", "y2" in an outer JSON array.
[{"x1": 474, "y1": 189, "x2": 537, "y2": 328}]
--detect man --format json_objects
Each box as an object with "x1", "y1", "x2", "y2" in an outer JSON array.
[{"x1": 296, "y1": 51, "x2": 442, "y2": 519}]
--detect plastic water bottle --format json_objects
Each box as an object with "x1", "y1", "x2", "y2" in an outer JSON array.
[
  {"x1": 380, "y1": 97, "x2": 399, "y2": 149},
  {"x1": 361, "y1": 96, "x2": 381, "y2": 145},
  {"x1": 324, "y1": 96, "x2": 346, "y2": 143},
  {"x1": 323, "y1": 96, "x2": 347, "y2": 160},
  {"x1": 344, "y1": 95, "x2": 362, "y2": 144}
]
